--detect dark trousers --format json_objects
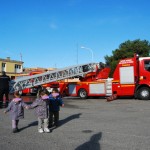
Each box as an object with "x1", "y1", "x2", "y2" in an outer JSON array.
[
  {"x1": 49, "y1": 111, "x2": 59, "y2": 127},
  {"x1": 0, "y1": 88, "x2": 9, "y2": 107}
]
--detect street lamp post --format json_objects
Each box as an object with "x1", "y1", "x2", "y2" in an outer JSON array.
[{"x1": 81, "y1": 46, "x2": 94, "y2": 62}]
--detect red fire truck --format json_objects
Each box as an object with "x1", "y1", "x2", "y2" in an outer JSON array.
[
  {"x1": 56, "y1": 54, "x2": 150, "y2": 100},
  {"x1": 14, "y1": 54, "x2": 150, "y2": 100}
]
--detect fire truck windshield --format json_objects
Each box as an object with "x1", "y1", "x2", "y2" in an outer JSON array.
[{"x1": 144, "y1": 60, "x2": 150, "y2": 71}]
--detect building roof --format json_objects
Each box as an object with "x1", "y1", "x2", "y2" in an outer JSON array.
[{"x1": 0, "y1": 57, "x2": 23, "y2": 64}]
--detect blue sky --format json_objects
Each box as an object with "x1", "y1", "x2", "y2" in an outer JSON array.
[{"x1": 0, "y1": 0, "x2": 150, "y2": 68}]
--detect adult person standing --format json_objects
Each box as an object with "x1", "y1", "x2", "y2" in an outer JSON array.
[{"x1": 0, "y1": 71, "x2": 11, "y2": 108}]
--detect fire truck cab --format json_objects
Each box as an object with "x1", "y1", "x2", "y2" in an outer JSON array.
[{"x1": 112, "y1": 54, "x2": 150, "y2": 100}]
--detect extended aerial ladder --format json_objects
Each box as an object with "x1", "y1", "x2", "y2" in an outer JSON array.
[{"x1": 11, "y1": 63, "x2": 96, "y2": 92}]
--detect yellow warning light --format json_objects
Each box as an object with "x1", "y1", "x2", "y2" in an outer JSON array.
[{"x1": 140, "y1": 76, "x2": 144, "y2": 80}]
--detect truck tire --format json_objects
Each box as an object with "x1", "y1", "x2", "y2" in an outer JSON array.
[
  {"x1": 137, "y1": 87, "x2": 150, "y2": 100},
  {"x1": 78, "y1": 89, "x2": 88, "y2": 99}
]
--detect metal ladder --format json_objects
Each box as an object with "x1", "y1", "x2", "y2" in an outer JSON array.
[{"x1": 11, "y1": 63, "x2": 96, "y2": 92}]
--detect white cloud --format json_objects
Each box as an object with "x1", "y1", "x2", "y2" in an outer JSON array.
[{"x1": 49, "y1": 22, "x2": 58, "y2": 30}]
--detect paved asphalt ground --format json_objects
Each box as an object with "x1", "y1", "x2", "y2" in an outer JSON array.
[{"x1": 0, "y1": 97, "x2": 150, "y2": 150}]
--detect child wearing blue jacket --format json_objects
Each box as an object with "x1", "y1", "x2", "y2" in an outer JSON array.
[{"x1": 48, "y1": 88, "x2": 64, "y2": 128}]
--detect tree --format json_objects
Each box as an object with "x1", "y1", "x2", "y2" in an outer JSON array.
[{"x1": 104, "y1": 39, "x2": 150, "y2": 77}]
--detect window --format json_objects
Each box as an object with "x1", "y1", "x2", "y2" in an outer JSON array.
[
  {"x1": 144, "y1": 60, "x2": 150, "y2": 72},
  {"x1": 2, "y1": 63, "x2": 6, "y2": 71},
  {"x1": 14, "y1": 64, "x2": 22, "y2": 73}
]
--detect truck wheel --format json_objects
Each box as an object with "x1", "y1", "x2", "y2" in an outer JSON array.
[
  {"x1": 137, "y1": 87, "x2": 150, "y2": 100},
  {"x1": 78, "y1": 89, "x2": 88, "y2": 99}
]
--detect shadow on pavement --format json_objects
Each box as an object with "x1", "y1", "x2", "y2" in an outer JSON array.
[
  {"x1": 59, "y1": 113, "x2": 82, "y2": 126},
  {"x1": 19, "y1": 121, "x2": 38, "y2": 131},
  {"x1": 51, "y1": 113, "x2": 82, "y2": 131},
  {"x1": 75, "y1": 132, "x2": 102, "y2": 150}
]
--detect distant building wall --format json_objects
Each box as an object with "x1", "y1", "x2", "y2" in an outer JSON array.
[{"x1": 0, "y1": 57, "x2": 24, "y2": 79}]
